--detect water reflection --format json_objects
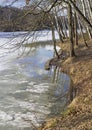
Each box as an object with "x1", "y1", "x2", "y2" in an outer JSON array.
[
  {"x1": 49, "y1": 66, "x2": 71, "y2": 116},
  {"x1": 0, "y1": 41, "x2": 70, "y2": 130}
]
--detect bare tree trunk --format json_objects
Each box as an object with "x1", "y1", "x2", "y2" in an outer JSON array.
[
  {"x1": 81, "y1": 0, "x2": 92, "y2": 39},
  {"x1": 63, "y1": 16, "x2": 68, "y2": 37},
  {"x1": 58, "y1": 16, "x2": 66, "y2": 38},
  {"x1": 78, "y1": 18, "x2": 88, "y2": 47},
  {"x1": 87, "y1": 0, "x2": 92, "y2": 13},
  {"x1": 86, "y1": 0, "x2": 92, "y2": 20},
  {"x1": 62, "y1": 8, "x2": 68, "y2": 37},
  {"x1": 59, "y1": 15, "x2": 68, "y2": 38},
  {"x1": 73, "y1": 0, "x2": 78, "y2": 46},
  {"x1": 56, "y1": 6, "x2": 67, "y2": 38},
  {"x1": 54, "y1": 9, "x2": 64, "y2": 43},
  {"x1": 74, "y1": 12, "x2": 78, "y2": 46},
  {"x1": 52, "y1": 27, "x2": 59, "y2": 58},
  {"x1": 48, "y1": 15, "x2": 59, "y2": 58},
  {"x1": 68, "y1": 0, "x2": 92, "y2": 29},
  {"x1": 68, "y1": 3, "x2": 76, "y2": 57}
]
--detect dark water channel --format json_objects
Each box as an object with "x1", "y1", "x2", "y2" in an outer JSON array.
[{"x1": 0, "y1": 39, "x2": 70, "y2": 130}]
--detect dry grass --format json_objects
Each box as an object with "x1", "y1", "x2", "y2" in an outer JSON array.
[{"x1": 38, "y1": 38, "x2": 92, "y2": 130}]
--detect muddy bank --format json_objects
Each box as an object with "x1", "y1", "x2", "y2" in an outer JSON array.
[{"x1": 38, "y1": 39, "x2": 92, "y2": 130}]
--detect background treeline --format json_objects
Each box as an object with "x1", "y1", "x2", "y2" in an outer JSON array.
[{"x1": 0, "y1": 6, "x2": 51, "y2": 32}]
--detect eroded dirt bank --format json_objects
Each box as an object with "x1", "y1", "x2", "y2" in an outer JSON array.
[{"x1": 38, "y1": 39, "x2": 92, "y2": 130}]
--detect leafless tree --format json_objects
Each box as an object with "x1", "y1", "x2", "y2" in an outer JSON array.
[{"x1": 0, "y1": 0, "x2": 92, "y2": 57}]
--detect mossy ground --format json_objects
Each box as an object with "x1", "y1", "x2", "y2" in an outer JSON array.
[{"x1": 38, "y1": 37, "x2": 92, "y2": 130}]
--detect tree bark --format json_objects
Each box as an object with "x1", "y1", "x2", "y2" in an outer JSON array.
[
  {"x1": 68, "y1": 3, "x2": 76, "y2": 57},
  {"x1": 68, "y1": 0, "x2": 92, "y2": 29},
  {"x1": 87, "y1": 0, "x2": 92, "y2": 13},
  {"x1": 74, "y1": 11, "x2": 78, "y2": 46},
  {"x1": 81, "y1": 0, "x2": 92, "y2": 39},
  {"x1": 54, "y1": 9, "x2": 64, "y2": 42},
  {"x1": 78, "y1": 18, "x2": 88, "y2": 47},
  {"x1": 52, "y1": 27, "x2": 59, "y2": 58}
]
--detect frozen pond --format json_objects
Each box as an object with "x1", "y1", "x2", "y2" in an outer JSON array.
[{"x1": 0, "y1": 31, "x2": 70, "y2": 130}]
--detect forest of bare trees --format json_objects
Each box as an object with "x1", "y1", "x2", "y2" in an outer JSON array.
[
  {"x1": 0, "y1": 0, "x2": 92, "y2": 57},
  {"x1": 25, "y1": 0, "x2": 92, "y2": 57},
  {"x1": 22, "y1": 0, "x2": 91, "y2": 57},
  {"x1": 0, "y1": 6, "x2": 51, "y2": 31}
]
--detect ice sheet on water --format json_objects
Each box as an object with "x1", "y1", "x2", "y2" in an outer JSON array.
[
  {"x1": 0, "y1": 32, "x2": 70, "y2": 129},
  {"x1": 0, "y1": 30, "x2": 59, "y2": 44},
  {"x1": 0, "y1": 110, "x2": 41, "y2": 128},
  {"x1": 0, "y1": 32, "x2": 28, "y2": 38},
  {"x1": 45, "y1": 45, "x2": 60, "y2": 51},
  {"x1": 0, "y1": 111, "x2": 13, "y2": 121},
  {"x1": 13, "y1": 82, "x2": 50, "y2": 94},
  {"x1": 0, "y1": 100, "x2": 50, "y2": 127}
]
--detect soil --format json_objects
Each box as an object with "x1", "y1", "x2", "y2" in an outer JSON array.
[{"x1": 38, "y1": 38, "x2": 92, "y2": 130}]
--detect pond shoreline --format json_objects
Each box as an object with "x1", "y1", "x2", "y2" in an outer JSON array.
[{"x1": 38, "y1": 39, "x2": 92, "y2": 130}]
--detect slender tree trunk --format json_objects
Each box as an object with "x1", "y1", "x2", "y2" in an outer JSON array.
[
  {"x1": 80, "y1": 24, "x2": 88, "y2": 47},
  {"x1": 87, "y1": 0, "x2": 92, "y2": 14},
  {"x1": 49, "y1": 15, "x2": 59, "y2": 58},
  {"x1": 78, "y1": 18, "x2": 88, "y2": 47},
  {"x1": 52, "y1": 27, "x2": 59, "y2": 58},
  {"x1": 63, "y1": 16, "x2": 68, "y2": 37},
  {"x1": 56, "y1": 6, "x2": 66, "y2": 38},
  {"x1": 74, "y1": 12, "x2": 78, "y2": 46},
  {"x1": 86, "y1": 0, "x2": 92, "y2": 20},
  {"x1": 68, "y1": 0, "x2": 92, "y2": 29},
  {"x1": 81, "y1": 0, "x2": 92, "y2": 39},
  {"x1": 54, "y1": 9, "x2": 64, "y2": 43},
  {"x1": 73, "y1": 0, "x2": 78, "y2": 46},
  {"x1": 62, "y1": 8, "x2": 68, "y2": 37},
  {"x1": 68, "y1": 3, "x2": 76, "y2": 57},
  {"x1": 58, "y1": 16, "x2": 66, "y2": 38}
]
